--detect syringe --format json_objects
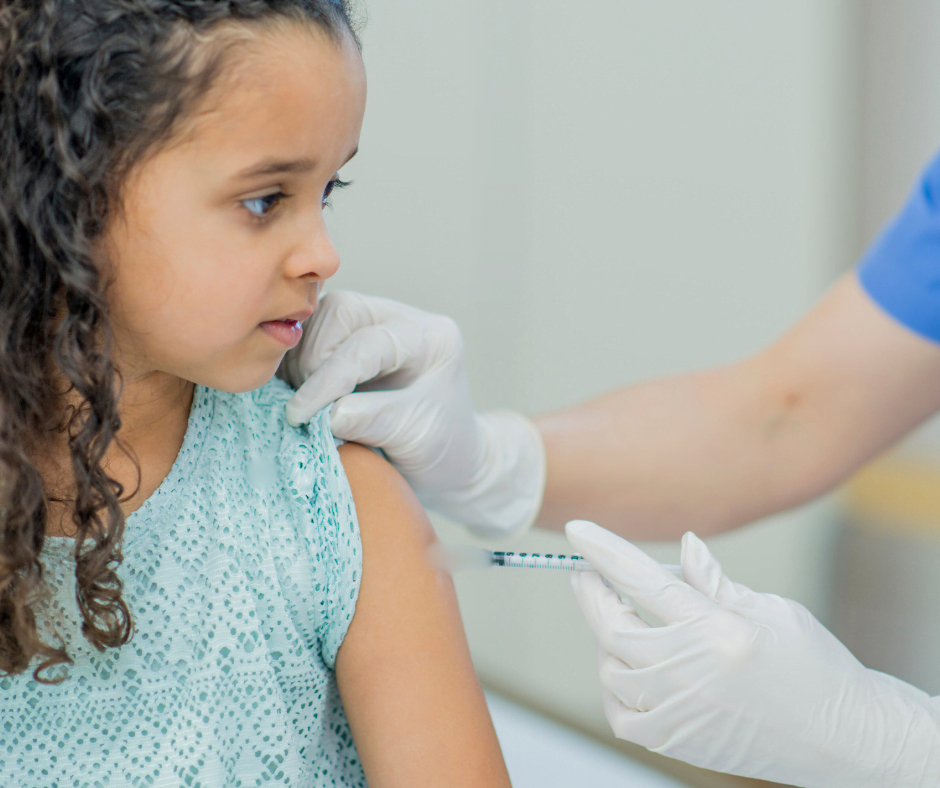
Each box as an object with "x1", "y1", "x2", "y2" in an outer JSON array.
[
  {"x1": 427, "y1": 542, "x2": 594, "y2": 572},
  {"x1": 427, "y1": 542, "x2": 683, "y2": 578},
  {"x1": 490, "y1": 551, "x2": 594, "y2": 571}
]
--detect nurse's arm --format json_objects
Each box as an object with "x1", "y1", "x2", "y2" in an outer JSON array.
[{"x1": 534, "y1": 272, "x2": 940, "y2": 539}]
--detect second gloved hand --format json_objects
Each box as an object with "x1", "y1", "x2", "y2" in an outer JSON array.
[
  {"x1": 566, "y1": 520, "x2": 940, "y2": 787},
  {"x1": 279, "y1": 291, "x2": 545, "y2": 537}
]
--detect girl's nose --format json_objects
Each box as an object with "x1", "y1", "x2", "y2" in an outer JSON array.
[{"x1": 285, "y1": 215, "x2": 340, "y2": 281}]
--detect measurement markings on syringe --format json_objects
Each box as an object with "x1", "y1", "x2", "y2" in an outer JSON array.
[{"x1": 491, "y1": 552, "x2": 594, "y2": 571}]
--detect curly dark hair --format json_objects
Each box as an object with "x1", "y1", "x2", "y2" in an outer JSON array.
[{"x1": 0, "y1": 0, "x2": 359, "y2": 682}]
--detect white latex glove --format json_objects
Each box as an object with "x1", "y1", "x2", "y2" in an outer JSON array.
[
  {"x1": 566, "y1": 519, "x2": 940, "y2": 787},
  {"x1": 278, "y1": 291, "x2": 546, "y2": 538}
]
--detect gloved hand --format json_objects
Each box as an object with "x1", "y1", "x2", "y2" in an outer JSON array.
[
  {"x1": 566, "y1": 519, "x2": 940, "y2": 787},
  {"x1": 278, "y1": 291, "x2": 546, "y2": 538}
]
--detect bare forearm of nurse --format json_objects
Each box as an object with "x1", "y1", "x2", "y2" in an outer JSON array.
[{"x1": 535, "y1": 273, "x2": 940, "y2": 538}]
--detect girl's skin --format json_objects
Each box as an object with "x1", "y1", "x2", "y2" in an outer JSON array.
[{"x1": 38, "y1": 22, "x2": 510, "y2": 788}]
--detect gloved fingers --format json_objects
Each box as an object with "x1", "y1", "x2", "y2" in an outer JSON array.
[
  {"x1": 597, "y1": 650, "x2": 667, "y2": 713},
  {"x1": 572, "y1": 572, "x2": 695, "y2": 670},
  {"x1": 600, "y1": 688, "x2": 669, "y2": 751},
  {"x1": 312, "y1": 317, "x2": 422, "y2": 383},
  {"x1": 597, "y1": 647, "x2": 721, "y2": 748},
  {"x1": 327, "y1": 388, "x2": 439, "y2": 473},
  {"x1": 566, "y1": 520, "x2": 718, "y2": 625},
  {"x1": 285, "y1": 323, "x2": 418, "y2": 427},
  {"x1": 571, "y1": 570, "x2": 649, "y2": 634},
  {"x1": 299, "y1": 291, "x2": 413, "y2": 369},
  {"x1": 279, "y1": 291, "x2": 375, "y2": 386},
  {"x1": 680, "y1": 532, "x2": 761, "y2": 609},
  {"x1": 571, "y1": 571, "x2": 649, "y2": 636},
  {"x1": 572, "y1": 550, "x2": 763, "y2": 674},
  {"x1": 601, "y1": 686, "x2": 696, "y2": 754},
  {"x1": 677, "y1": 532, "x2": 723, "y2": 601},
  {"x1": 304, "y1": 291, "x2": 458, "y2": 375}
]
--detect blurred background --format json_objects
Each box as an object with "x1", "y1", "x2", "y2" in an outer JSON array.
[{"x1": 324, "y1": 1, "x2": 940, "y2": 785}]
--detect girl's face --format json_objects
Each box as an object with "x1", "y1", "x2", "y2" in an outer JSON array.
[{"x1": 103, "y1": 24, "x2": 366, "y2": 393}]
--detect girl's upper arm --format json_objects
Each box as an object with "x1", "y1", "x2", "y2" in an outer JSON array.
[{"x1": 334, "y1": 442, "x2": 511, "y2": 788}]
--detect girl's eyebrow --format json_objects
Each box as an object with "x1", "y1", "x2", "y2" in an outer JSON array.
[
  {"x1": 234, "y1": 157, "x2": 317, "y2": 180},
  {"x1": 233, "y1": 148, "x2": 357, "y2": 182}
]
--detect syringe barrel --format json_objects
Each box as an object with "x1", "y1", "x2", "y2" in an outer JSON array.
[{"x1": 490, "y1": 551, "x2": 595, "y2": 571}]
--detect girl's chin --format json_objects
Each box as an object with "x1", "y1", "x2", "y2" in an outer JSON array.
[{"x1": 183, "y1": 359, "x2": 284, "y2": 395}]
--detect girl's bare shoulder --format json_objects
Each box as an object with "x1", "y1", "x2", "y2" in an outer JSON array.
[{"x1": 336, "y1": 442, "x2": 435, "y2": 546}]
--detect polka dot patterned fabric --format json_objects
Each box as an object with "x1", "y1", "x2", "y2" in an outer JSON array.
[{"x1": 1, "y1": 378, "x2": 365, "y2": 787}]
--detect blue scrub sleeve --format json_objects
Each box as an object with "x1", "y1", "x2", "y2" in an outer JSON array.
[{"x1": 858, "y1": 149, "x2": 940, "y2": 343}]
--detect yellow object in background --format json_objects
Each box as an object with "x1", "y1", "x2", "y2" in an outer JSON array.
[
  {"x1": 845, "y1": 459, "x2": 940, "y2": 536},
  {"x1": 836, "y1": 459, "x2": 940, "y2": 696}
]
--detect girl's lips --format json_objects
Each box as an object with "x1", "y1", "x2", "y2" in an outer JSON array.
[{"x1": 259, "y1": 319, "x2": 303, "y2": 348}]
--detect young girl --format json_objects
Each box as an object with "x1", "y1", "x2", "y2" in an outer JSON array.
[{"x1": 0, "y1": 1, "x2": 511, "y2": 786}]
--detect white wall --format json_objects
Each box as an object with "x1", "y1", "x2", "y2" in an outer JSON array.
[
  {"x1": 326, "y1": 0, "x2": 861, "y2": 756},
  {"x1": 860, "y1": 1, "x2": 940, "y2": 459},
  {"x1": 861, "y1": 0, "x2": 940, "y2": 241}
]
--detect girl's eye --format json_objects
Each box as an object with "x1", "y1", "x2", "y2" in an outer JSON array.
[
  {"x1": 322, "y1": 177, "x2": 352, "y2": 207},
  {"x1": 242, "y1": 192, "x2": 287, "y2": 218}
]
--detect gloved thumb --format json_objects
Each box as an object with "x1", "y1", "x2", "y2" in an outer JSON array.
[
  {"x1": 566, "y1": 520, "x2": 715, "y2": 625},
  {"x1": 286, "y1": 354, "x2": 368, "y2": 427},
  {"x1": 680, "y1": 531, "x2": 757, "y2": 609},
  {"x1": 285, "y1": 324, "x2": 413, "y2": 427}
]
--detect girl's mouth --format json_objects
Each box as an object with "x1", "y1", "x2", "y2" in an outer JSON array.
[{"x1": 259, "y1": 319, "x2": 303, "y2": 348}]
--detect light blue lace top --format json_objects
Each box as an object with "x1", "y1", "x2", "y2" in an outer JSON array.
[{"x1": 0, "y1": 378, "x2": 365, "y2": 787}]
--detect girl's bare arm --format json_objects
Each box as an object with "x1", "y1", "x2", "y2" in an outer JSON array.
[{"x1": 335, "y1": 443, "x2": 511, "y2": 788}]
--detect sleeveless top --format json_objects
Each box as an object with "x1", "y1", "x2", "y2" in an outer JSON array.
[{"x1": 0, "y1": 378, "x2": 365, "y2": 787}]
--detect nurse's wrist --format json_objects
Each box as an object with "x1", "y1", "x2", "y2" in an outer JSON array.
[
  {"x1": 891, "y1": 689, "x2": 940, "y2": 787},
  {"x1": 841, "y1": 669, "x2": 940, "y2": 788}
]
